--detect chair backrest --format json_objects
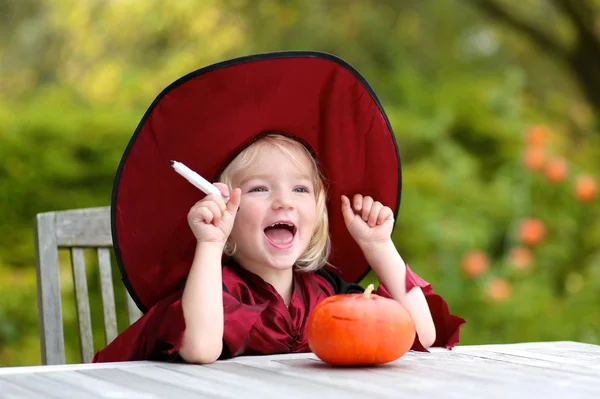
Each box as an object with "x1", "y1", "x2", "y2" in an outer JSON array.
[{"x1": 34, "y1": 206, "x2": 142, "y2": 365}]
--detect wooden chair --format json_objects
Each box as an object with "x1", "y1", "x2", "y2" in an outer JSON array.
[{"x1": 34, "y1": 206, "x2": 142, "y2": 365}]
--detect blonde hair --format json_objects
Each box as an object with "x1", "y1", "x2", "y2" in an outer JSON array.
[{"x1": 219, "y1": 133, "x2": 331, "y2": 272}]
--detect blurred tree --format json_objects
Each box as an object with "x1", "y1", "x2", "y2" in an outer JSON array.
[
  {"x1": 0, "y1": 0, "x2": 598, "y2": 366},
  {"x1": 467, "y1": 0, "x2": 600, "y2": 124}
]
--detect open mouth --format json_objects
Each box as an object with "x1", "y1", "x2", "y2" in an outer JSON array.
[{"x1": 264, "y1": 221, "x2": 297, "y2": 248}]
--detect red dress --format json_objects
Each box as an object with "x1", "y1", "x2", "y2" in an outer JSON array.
[{"x1": 92, "y1": 263, "x2": 465, "y2": 362}]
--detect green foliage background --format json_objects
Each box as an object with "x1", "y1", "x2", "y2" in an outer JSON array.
[{"x1": 1, "y1": 0, "x2": 599, "y2": 366}]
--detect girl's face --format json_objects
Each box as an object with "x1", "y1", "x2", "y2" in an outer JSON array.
[{"x1": 229, "y1": 144, "x2": 317, "y2": 273}]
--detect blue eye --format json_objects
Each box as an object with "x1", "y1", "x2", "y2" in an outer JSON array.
[
  {"x1": 249, "y1": 186, "x2": 267, "y2": 193},
  {"x1": 294, "y1": 186, "x2": 310, "y2": 193}
]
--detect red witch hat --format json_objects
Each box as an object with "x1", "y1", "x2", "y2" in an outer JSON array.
[{"x1": 112, "y1": 51, "x2": 402, "y2": 312}]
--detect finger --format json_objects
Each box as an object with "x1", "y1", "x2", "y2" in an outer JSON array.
[
  {"x1": 189, "y1": 201, "x2": 209, "y2": 217},
  {"x1": 209, "y1": 195, "x2": 227, "y2": 214},
  {"x1": 368, "y1": 202, "x2": 383, "y2": 227},
  {"x1": 213, "y1": 182, "x2": 231, "y2": 199},
  {"x1": 226, "y1": 188, "x2": 242, "y2": 216},
  {"x1": 198, "y1": 207, "x2": 214, "y2": 225},
  {"x1": 361, "y1": 196, "x2": 374, "y2": 221},
  {"x1": 202, "y1": 201, "x2": 222, "y2": 226},
  {"x1": 341, "y1": 195, "x2": 356, "y2": 227},
  {"x1": 191, "y1": 196, "x2": 225, "y2": 215},
  {"x1": 190, "y1": 199, "x2": 206, "y2": 211},
  {"x1": 377, "y1": 207, "x2": 394, "y2": 225},
  {"x1": 353, "y1": 194, "x2": 363, "y2": 212},
  {"x1": 205, "y1": 186, "x2": 228, "y2": 213}
]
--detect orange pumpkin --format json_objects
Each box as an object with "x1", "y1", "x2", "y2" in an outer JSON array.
[{"x1": 307, "y1": 284, "x2": 416, "y2": 366}]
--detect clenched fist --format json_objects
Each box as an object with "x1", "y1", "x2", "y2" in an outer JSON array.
[
  {"x1": 187, "y1": 183, "x2": 241, "y2": 245},
  {"x1": 341, "y1": 194, "x2": 394, "y2": 249}
]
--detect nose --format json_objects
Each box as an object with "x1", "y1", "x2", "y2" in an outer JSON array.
[{"x1": 272, "y1": 191, "x2": 295, "y2": 210}]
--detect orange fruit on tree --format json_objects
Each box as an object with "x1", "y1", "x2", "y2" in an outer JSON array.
[
  {"x1": 461, "y1": 251, "x2": 490, "y2": 278},
  {"x1": 509, "y1": 247, "x2": 533, "y2": 270},
  {"x1": 575, "y1": 175, "x2": 597, "y2": 203},
  {"x1": 518, "y1": 218, "x2": 546, "y2": 246},
  {"x1": 544, "y1": 157, "x2": 569, "y2": 184},
  {"x1": 523, "y1": 148, "x2": 546, "y2": 171},
  {"x1": 486, "y1": 278, "x2": 512, "y2": 302},
  {"x1": 307, "y1": 284, "x2": 416, "y2": 366},
  {"x1": 525, "y1": 125, "x2": 548, "y2": 148}
]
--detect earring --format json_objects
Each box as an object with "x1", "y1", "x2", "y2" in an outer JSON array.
[{"x1": 224, "y1": 238, "x2": 237, "y2": 256}]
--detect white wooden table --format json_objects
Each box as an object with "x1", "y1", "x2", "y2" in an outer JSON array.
[{"x1": 1, "y1": 341, "x2": 599, "y2": 398}]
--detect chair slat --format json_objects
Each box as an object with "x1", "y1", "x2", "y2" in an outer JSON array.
[
  {"x1": 71, "y1": 248, "x2": 94, "y2": 363},
  {"x1": 55, "y1": 207, "x2": 112, "y2": 247},
  {"x1": 126, "y1": 292, "x2": 142, "y2": 325},
  {"x1": 36, "y1": 206, "x2": 146, "y2": 364},
  {"x1": 34, "y1": 212, "x2": 66, "y2": 365},
  {"x1": 97, "y1": 248, "x2": 118, "y2": 345}
]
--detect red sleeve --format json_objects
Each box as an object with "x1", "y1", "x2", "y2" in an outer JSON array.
[
  {"x1": 92, "y1": 288, "x2": 272, "y2": 362},
  {"x1": 93, "y1": 262, "x2": 280, "y2": 363},
  {"x1": 92, "y1": 290, "x2": 186, "y2": 363},
  {"x1": 221, "y1": 293, "x2": 268, "y2": 358},
  {"x1": 376, "y1": 263, "x2": 465, "y2": 352}
]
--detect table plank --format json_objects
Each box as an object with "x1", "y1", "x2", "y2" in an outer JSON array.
[
  {"x1": 455, "y1": 341, "x2": 600, "y2": 354},
  {"x1": 281, "y1": 353, "x2": 598, "y2": 398},
  {"x1": 370, "y1": 351, "x2": 600, "y2": 398},
  {"x1": 456, "y1": 341, "x2": 600, "y2": 363},
  {"x1": 0, "y1": 361, "x2": 153, "y2": 376},
  {"x1": 39, "y1": 370, "x2": 159, "y2": 399},
  {"x1": 204, "y1": 361, "x2": 367, "y2": 399},
  {"x1": 450, "y1": 349, "x2": 600, "y2": 375},
  {"x1": 241, "y1": 356, "x2": 459, "y2": 399},
  {"x1": 77, "y1": 368, "x2": 210, "y2": 399},
  {"x1": 155, "y1": 362, "x2": 309, "y2": 399},
  {"x1": 0, "y1": 341, "x2": 598, "y2": 398},
  {"x1": 124, "y1": 365, "x2": 263, "y2": 398},
  {"x1": 0, "y1": 379, "x2": 47, "y2": 399},
  {"x1": 0, "y1": 374, "x2": 98, "y2": 399}
]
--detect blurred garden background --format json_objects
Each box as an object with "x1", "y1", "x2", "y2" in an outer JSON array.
[{"x1": 1, "y1": 0, "x2": 599, "y2": 366}]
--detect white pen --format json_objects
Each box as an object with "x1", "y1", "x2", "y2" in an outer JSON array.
[{"x1": 170, "y1": 160, "x2": 229, "y2": 202}]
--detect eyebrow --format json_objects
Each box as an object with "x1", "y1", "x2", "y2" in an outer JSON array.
[{"x1": 239, "y1": 173, "x2": 312, "y2": 185}]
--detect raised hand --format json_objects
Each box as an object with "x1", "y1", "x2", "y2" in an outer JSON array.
[
  {"x1": 341, "y1": 194, "x2": 394, "y2": 249},
  {"x1": 187, "y1": 183, "x2": 241, "y2": 245}
]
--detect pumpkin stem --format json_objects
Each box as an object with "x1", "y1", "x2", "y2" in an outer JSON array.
[{"x1": 364, "y1": 284, "x2": 375, "y2": 298}]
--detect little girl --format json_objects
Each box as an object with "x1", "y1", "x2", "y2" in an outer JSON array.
[{"x1": 93, "y1": 52, "x2": 464, "y2": 363}]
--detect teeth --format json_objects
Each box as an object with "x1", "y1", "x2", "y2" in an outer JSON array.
[{"x1": 269, "y1": 222, "x2": 294, "y2": 228}]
